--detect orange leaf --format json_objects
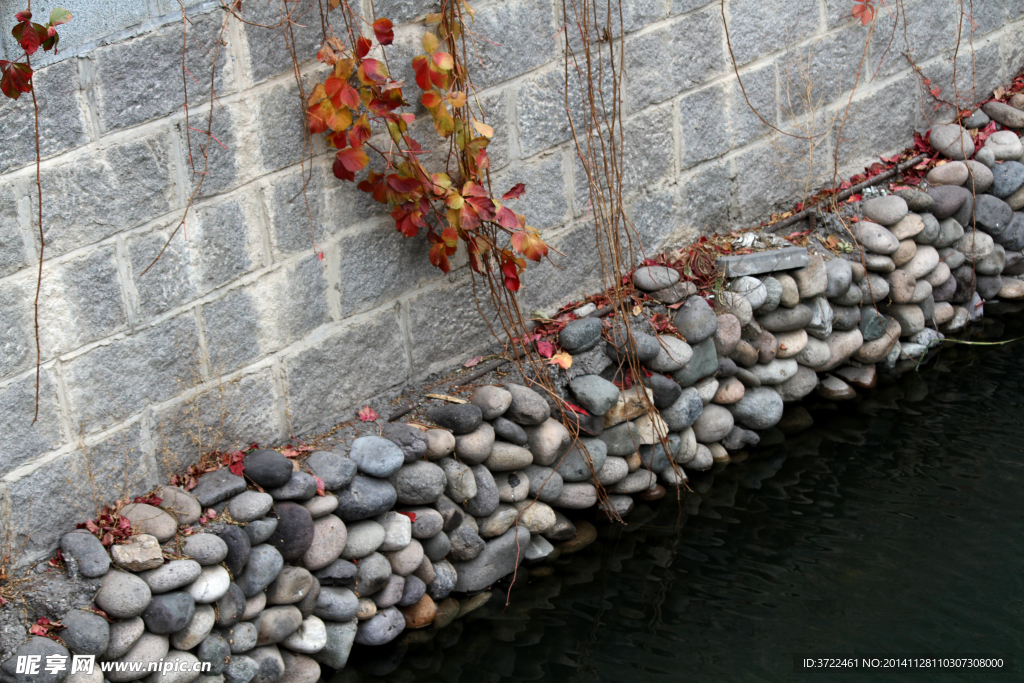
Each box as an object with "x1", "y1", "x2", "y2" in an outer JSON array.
[
  {"x1": 548, "y1": 352, "x2": 572, "y2": 369},
  {"x1": 432, "y1": 52, "x2": 454, "y2": 70},
  {"x1": 421, "y1": 91, "x2": 443, "y2": 109}
]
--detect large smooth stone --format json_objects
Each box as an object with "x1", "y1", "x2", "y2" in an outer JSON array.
[{"x1": 727, "y1": 387, "x2": 784, "y2": 429}]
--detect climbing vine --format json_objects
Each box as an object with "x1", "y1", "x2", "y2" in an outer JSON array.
[
  {"x1": 1, "y1": 6, "x2": 72, "y2": 420},
  {"x1": 305, "y1": 1, "x2": 548, "y2": 291}
]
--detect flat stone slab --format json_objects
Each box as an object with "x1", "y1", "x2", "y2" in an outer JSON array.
[{"x1": 718, "y1": 247, "x2": 809, "y2": 277}]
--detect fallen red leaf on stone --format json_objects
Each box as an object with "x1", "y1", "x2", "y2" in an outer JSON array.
[
  {"x1": 314, "y1": 476, "x2": 326, "y2": 497},
  {"x1": 397, "y1": 510, "x2": 417, "y2": 522},
  {"x1": 463, "y1": 355, "x2": 483, "y2": 368},
  {"x1": 358, "y1": 405, "x2": 379, "y2": 422}
]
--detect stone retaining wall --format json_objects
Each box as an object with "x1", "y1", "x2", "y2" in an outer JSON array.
[
  {"x1": 5, "y1": 100, "x2": 1024, "y2": 682},
  {"x1": 4, "y1": 0, "x2": 1024, "y2": 571}
]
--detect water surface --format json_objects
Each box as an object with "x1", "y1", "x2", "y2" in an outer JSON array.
[{"x1": 344, "y1": 319, "x2": 1024, "y2": 683}]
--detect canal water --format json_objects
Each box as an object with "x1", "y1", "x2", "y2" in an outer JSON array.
[{"x1": 343, "y1": 317, "x2": 1024, "y2": 683}]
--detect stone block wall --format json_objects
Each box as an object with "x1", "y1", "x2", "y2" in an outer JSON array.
[{"x1": 1, "y1": 0, "x2": 1023, "y2": 565}]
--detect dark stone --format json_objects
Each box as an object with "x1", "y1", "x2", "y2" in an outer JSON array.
[
  {"x1": 463, "y1": 465, "x2": 499, "y2": 518},
  {"x1": 558, "y1": 317, "x2": 603, "y2": 353},
  {"x1": 451, "y1": 526, "x2": 531, "y2": 593},
  {"x1": 1000, "y1": 213, "x2": 1024, "y2": 251},
  {"x1": 427, "y1": 561, "x2": 457, "y2": 600},
  {"x1": 974, "y1": 194, "x2": 1014, "y2": 238},
  {"x1": 569, "y1": 374, "x2": 620, "y2": 415},
  {"x1": 191, "y1": 468, "x2": 247, "y2": 507},
  {"x1": 314, "y1": 587, "x2": 358, "y2": 621},
  {"x1": 598, "y1": 420, "x2": 643, "y2": 456},
  {"x1": 304, "y1": 451, "x2": 357, "y2": 491},
  {"x1": 313, "y1": 559, "x2": 357, "y2": 585},
  {"x1": 605, "y1": 329, "x2": 660, "y2": 364},
  {"x1": 448, "y1": 526, "x2": 486, "y2": 562},
  {"x1": 932, "y1": 273, "x2": 957, "y2": 302},
  {"x1": 546, "y1": 511, "x2": 577, "y2": 541},
  {"x1": 218, "y1": 525, "x2": 252, "y2": 577},
  {"x1": 661, "y1": 387, "x2": 703, "y2": 431},
  {"x1": 425, "y1": 404, "x2": 483, "y2": 435},
  {"x1": 672, "y1": 295, "x2": 718, "y2": 343},
  {"x1": 926, "y1": 185, "x2": 971, "y2": 219},
  {"x1": 243, "y1": 517, "x2": 278, "y2": 545},
  {"x1": 894, "y1": 188, "x2": 934, "y2": 213},
  {"x1": 267, "y1": 502, "x2": 314, "y2": 560},
  {"x1": 268, "y1": 472, "x2": 318, "y2": 501},
  {"x1": 381, "y1": 423, "x2": 429, "y2": 462},
  {"x1": 490, "y1": 417, "x2": 528, "y2": 445},
  {"x1": 832, "y1": 305, "x2": 862, "y2": 331},
  {"x1": 672, "y1": 337, "x2": 717, "y2": 386},
  {"x1": 859, "y1": 307, "x2": 887, "y2": 341},
  {"x1": 951, "y1": 194, "x2": 975, "y2": 229},
  {"x1": 354, "y1": 607, "x2": 405, "y2": 646},
  {"x1": 215, "y1": 582, "x2": 246, "y2": 627},
  {"x1": 717, "y1": 357, "x2": 738, "y2": 376},
  {"x1": 434, "y1": 495, "x2": 464, "y2": 531},
  {"x1": 335, "y1": 475, "x2": 397, "y2": 521},
  {"x1": 397, "y1": 575, "x2": 427, "y2": 607},
  {"x1": 559, "y1": 409, "x2": 604, "y2": 437},
  {"x1": 60, "y1": 531, "x2": 110, "y2": 578},
  {"x1": 236, "y1": 544, "x2": 285, "y2": 597},
  {"x1": 223, "y1": 655, "x2": 258, "y2": 683},
  {"x1": 977, "y1": 274, "x2": 1003, "y2": 299},
  {"x1": 243, "y1": 450, "x2": 294, "y2": 488},
  {"x1": 352, "y1": 552, "x2": 391, "y2": 597},
  {"x1": 197, "y1": 632, "x2": 231, "y2": 675},
  {"x1": 991, "y1": 161, "x2": 1024, "y2": 198},
  {"x1": 421, "y1": 531, "x2": 451, "y2": 562},
  {"x1": 1, "y1": 638, "x2": 70, "y2": 683},
  {"x1": 142, "y1": 591, "x2": 196, "y2": 634},
  {"x1": 61, "y1": 609, "x2": 110, "y2": 656},
  {"x1": 641, "y1": 373, "x2": 682, "y2": 409}
]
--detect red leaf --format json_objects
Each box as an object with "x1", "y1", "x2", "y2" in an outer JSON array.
[
  {"x1": 314, "y1": 476, "x2": 326, "y2": 497},
  {"x1": 495, "y1": 205, "x2": 519, "y2": 229},
  {"x1": 358, "y1": 405, "x2": 379, "y2": 421},
  {"x1": 536, "y1": 340, "x2": 555, "y2": 358},
  {"x1": 397, "y1": 510, "x2": 417, "y2": 523},
  {"x1": 336, "y1": 146, "x2": 369, "y2": 172},
  {"x1": 358, "y1": 58, "x2": 388, "y2": 84},
  {"x1": 372, "y1": 18, "x2": 394, "y2": 45},
  {"x1": 563, "y1": 401, "x2": 589, "y2": 415},
  {"x1": 851, "y1": 2, "x2": 874, "y2": 25},
  {"x1": 502, "y1": 183, "x2": 526, "y2": 200},
  {"x1": 463, "y1": 355, "x2": 484, "y2": 367},
  {"x1": 13, "y1": 20, "x2": 41, "y2": 55},
  {"x1": 332, "y1": 157, "x2": 355, "y2": 182},
  {"x1": 14, "y1": 10, "x2": 31, "y2": 22},
  {"x1": 356, "y1": 36, "x2": 372, "y2": 58},
  {"x1": 0, "y1": 62, "x2": 32, "y2": 100},
  {"x1": 229, "y1": 459, "x2": 245, "y2": 477}
]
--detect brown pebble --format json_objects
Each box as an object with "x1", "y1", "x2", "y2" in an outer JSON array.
[
  {"x1": 402, "y1": 594, "x2": 437, "y2": 629},
  {"x1": 557, "y1": 520, "x2": 597, "y2": 554},
  {"x1": 639, "y1": 484, "x2": 666, "y2": 501}
]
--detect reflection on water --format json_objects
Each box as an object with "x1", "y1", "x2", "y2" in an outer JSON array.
[{"x1": 341, "y1": 318, "x2": 1024, "y2": 683}]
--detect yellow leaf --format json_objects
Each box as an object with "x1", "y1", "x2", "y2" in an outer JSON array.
[
  {"x1": 307, "y1": 83, "x2": 327, "y2": 107},
  {"x1": 471, "y1": 119, "x2": 494, "y2": 138},
  {"x1": 422, "y1": 32, "x2": 439, "y2": 54},
  {"x1": 548, "y1": 352, "x2": 572, "y2": 370}
]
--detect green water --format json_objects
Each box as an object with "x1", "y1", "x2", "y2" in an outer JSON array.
[{"x1": 344, "y1": 319, "x2": 1024, "y2": 683}]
